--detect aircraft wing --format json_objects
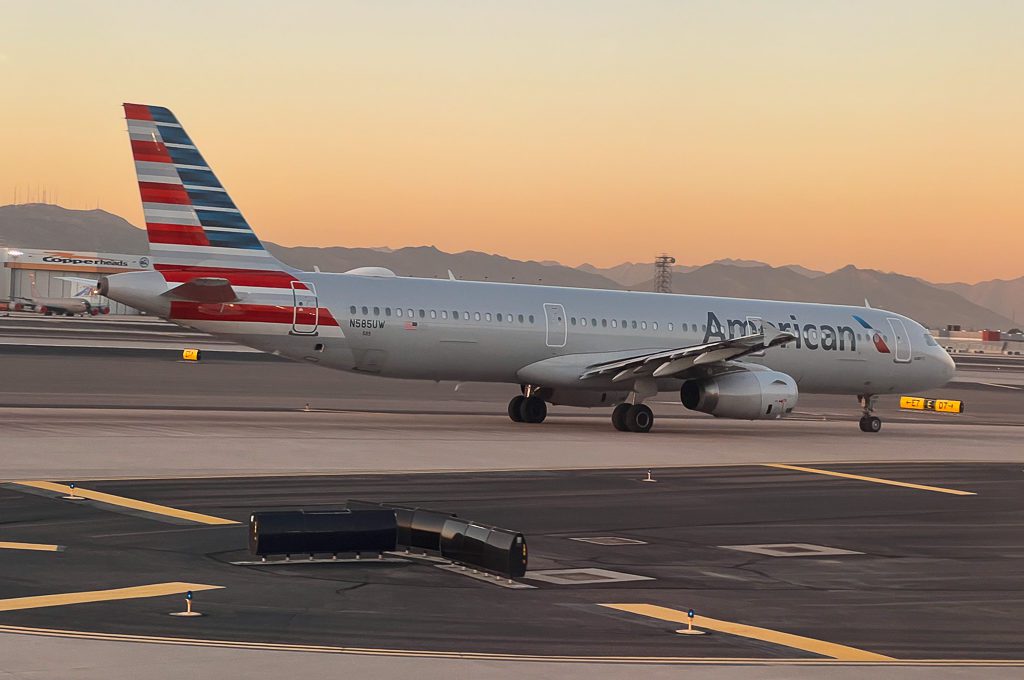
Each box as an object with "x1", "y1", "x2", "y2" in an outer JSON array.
[
  {"x1": 160, "y1": 277, "x2": 239, "y2": 303},
  {"x1": 578, "y1": 322, "x2": 796, "y2": 382}
]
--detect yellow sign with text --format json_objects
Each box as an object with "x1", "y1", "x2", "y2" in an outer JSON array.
[
  {"x1": 899, "y1": 396, "x2": 964, "y2": 414},
  {"x1": 182, "y1": 348, "x2": 201, "y2": 361}
]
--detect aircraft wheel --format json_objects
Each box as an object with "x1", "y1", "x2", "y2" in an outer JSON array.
[
  {"x1": 611, "y1": 403, "x2": 631, "y2": 431},
  {"x1": 859, "y1": 416, "x2": 882, "y2": 433},
  {"x1": 519, "y1": 396, "x2": 547, "y2": 424},
  {"x1": 626, "y1": 404, "x2": 654, "y2": 433},
  {"x1": 508, "y1": 396, "x2": 525, "y2": 423}
]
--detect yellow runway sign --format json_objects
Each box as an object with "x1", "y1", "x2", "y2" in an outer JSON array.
[{"x1": 900, "y1": 396, "x2": 964, "y2": 413}]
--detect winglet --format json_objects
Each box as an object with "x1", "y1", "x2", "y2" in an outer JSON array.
[{"x1": 762, "y1": 321, "x2": 782, "y2": 347}]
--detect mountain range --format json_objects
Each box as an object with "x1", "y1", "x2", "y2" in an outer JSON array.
[{"x1": 1, "y1": 204, "x2": 1017, "y2": 329}]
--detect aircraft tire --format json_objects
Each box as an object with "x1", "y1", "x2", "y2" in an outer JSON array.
[
  {"x1": 626, "y1": 404, "x2": 654, "y2": 433},
  {"x1": 508, "y1": 396, "x2": 525, "y2": 423},
  {"x1": 859, "y1": 416, "x2": 882, "y2": 433},
  {"x1": 520, "y1": 396, "x2": 547, "y2": 424},
  {"x1": 611, "y1": 403, "x2": 631, "y2": 431}
]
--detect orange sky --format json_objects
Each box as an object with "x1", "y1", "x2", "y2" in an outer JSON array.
[{"x1": 2, "y1": 1, "x2": 1022, "y2": 283}]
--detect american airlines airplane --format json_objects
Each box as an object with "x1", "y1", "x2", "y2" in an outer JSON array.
[{"x1": 100, "y1": 104, "x2": 956, "y2": 434}]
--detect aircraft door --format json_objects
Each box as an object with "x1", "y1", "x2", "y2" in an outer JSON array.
[
  {"x1": 291, "y1": 281, "x2": 319, "y2": 335},
  {"x1": 886, "y1": 317, "x2": 911, "y2": 363},
  {"x1": 543, "y1": 303, "x2": 567, "y2": 348}
]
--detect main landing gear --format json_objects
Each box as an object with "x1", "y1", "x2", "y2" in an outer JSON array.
[
  {"x1": 611, "y1": 403, "x2": 654, "y2": 433},
  {"x1": 507, "y1": 394, "x2": 547, "y2": 424},
  {"x1": 858, "y1": 394, "x2": 881, "y2": 433}
]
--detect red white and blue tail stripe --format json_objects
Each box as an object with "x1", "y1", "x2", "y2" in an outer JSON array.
[{"x1": 124, "y1": 103, "x2": 289, "y2": 271}]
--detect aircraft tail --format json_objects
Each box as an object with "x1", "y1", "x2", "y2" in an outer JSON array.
[{"x1": 123, "y1": 103, "x2": 292, "y2": 273}]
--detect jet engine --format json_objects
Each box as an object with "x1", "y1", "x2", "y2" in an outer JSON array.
[{"x1": 680, "y1": 370, "x2": 798, "y2": 420}]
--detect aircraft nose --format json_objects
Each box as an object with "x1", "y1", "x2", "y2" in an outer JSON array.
[{"x1": 940, "y1": 349, "x2": 956, "y2": 383}]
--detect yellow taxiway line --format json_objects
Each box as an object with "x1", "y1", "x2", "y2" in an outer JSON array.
[
  {"x1": 601, "y1": 604, "x2": 894, "y2": 661},
  {"x1": 0, "y1": 541, "x2": 63, "y2": 552},
  {"x1": 9, "y1": 481, "x2": 239, "y2": 525},
  {"x1": 0, "y1": 582, "x2": 223, "y2": 613},
  {"x1": 761, "y1": 464, "x2": 976, "y2": 496}
]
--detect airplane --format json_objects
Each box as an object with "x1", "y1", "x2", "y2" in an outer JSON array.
[
  {"x1": 10, "y1": 274, "x2": 110, "y2": 316},
  {"x1": 99, "y1": 103, "x2": 956, "y2": 434}
]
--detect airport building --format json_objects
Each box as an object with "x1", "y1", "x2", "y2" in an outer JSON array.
[{"x1": 1, "y1": 247, "x2": 151, "y2": 315}]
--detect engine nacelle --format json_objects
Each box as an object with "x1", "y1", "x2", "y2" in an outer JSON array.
[{"x1": 680, "y1": 370, "x2": 798, "y2": 420}]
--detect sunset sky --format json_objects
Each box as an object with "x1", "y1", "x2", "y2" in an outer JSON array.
[{"x1": 2, "y1": 1, "x2": 1022, "y2": 283}]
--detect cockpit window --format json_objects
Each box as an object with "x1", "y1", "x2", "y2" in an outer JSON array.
[{"x1": 923, "y1": 333, "x2": 938, "y2": 347}]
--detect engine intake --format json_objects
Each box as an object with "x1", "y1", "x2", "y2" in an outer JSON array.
[{"x1": 681, "y1": 370, "x2": 798, "y2": 420}]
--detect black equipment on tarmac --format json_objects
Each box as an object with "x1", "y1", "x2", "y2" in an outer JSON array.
[{"x1": 249, "y1": 509, "x2": 398, "y2": 557}]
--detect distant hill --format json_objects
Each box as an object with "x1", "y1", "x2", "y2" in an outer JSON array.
[
  {"x1": 629, "y1": 263, "x2": 1014, "y2": 329},
  {"x1": 0, "y1": 204, "x2": 1014, "y2": 329},
  {"x1": 581, "y1": 258, "x2": 823, "y2": 287},
  {"x1": 0, "y1": 204, "x2": 148, "y2": 253},
  {"x1": 937, "y1": 277, "x2": 1024, "y2": 326}
]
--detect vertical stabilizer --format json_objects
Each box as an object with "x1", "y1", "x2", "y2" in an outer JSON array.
[{"x1": 123, "y1": 103, "x2": 291, "y2": 272}]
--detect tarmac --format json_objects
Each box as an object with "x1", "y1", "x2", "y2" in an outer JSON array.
[{"x1": 1, "y1": 318, "x2": 1022, "y2": 678}]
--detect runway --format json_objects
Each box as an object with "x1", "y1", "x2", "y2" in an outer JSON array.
[{"x1": 1, "y1": 322, "x2": 1023, "y2": 678}]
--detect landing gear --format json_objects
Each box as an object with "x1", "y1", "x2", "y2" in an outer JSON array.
[
  {"x1": 858, "y1": 394, "x2": 881, "y2": 433},
  {"x1": 612, "y1": 403, "x2": 654, "y2": 433},
  {"x1": 625, "y1": 404, "x2": 654, "y2": 433},
  {"x1": 611, "y1": 403, "x2": 630, "y2": 431},
  {"x1": 508, "y1": 396, "x2": 525, "y2": 422},
  {"x1": 508, "y1": 394, "x2": 546, "y2": 424},
  {"x1": 859, "y1": 416, "x2": 882, "y2": 433}
]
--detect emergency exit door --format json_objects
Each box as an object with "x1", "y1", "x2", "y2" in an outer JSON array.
[
  {"x1": 291, "y1": 281, "x2": 319, "y2": 335},
  {"x1": 544, "y1": 303, "x2": 567, "y2": 348}
]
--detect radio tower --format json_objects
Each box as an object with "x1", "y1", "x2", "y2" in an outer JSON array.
[{"x1": 654, "y1": 254, "x2": 676, "y2": 293}]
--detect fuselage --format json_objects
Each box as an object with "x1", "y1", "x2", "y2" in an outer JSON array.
[{"x1": 112, "y1": 269, "x2": 956, "y2": 397}]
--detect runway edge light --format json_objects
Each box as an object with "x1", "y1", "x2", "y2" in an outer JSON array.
[
  {"x1": 182, "y1": 348, "x2": 201, "y2": 361},
  {"x1": 899, "y1": 396, "x2": 965, "y2": 414}
]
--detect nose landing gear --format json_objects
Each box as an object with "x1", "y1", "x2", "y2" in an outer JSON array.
[{"x1": 858, "y1": 394, "x2": 881, "y2": 433}]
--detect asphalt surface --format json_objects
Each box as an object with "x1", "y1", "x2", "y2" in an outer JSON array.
[
  {"x1": 1, "y1": 464, "x2": 1022, "y2": 662},
  {"x1": 2, "y1": 316, "x2": 1023, "y2": 677}
]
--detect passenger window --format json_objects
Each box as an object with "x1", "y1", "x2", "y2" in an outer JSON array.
[
  {"x1": 385, "y1": 307, "x2": 391, "y2": 316},
  {"x1": 631, "y1": 320, "x2": 637, "y2": 329},
  {"x1": 529, "y1": 315, "x2": 534, "y2": 323},
  {"x1": 702, "y1": 324, "x2": 707, "y2": 332},
  {"x1": 373, "y1": 307, "x2": 380, "y2": 316},
  {"x1": 497, "y1": 313, "x2": 503, "y2": 322},
  {"x1": 361, "y1": 306, "x2": 368, "y2": 315},
  {"x1": 571, "y1": 317, "x2": 577, "y2": 326},
  {"x1": 508, "y1": 313, "x2": 514, "y2": 323},
  {"x1": 611, "y1": 319, "x2": 618, "y2": 328},
  {"x1": 452, "y1": 311, "x2": 459, "y2": 320},
  {"x1": 641, "y1": 321, "x2": 647, "y2": 330},
  {"x1": 485, "y1": 312, "x2": 492, "y2": 322},
  {"x1": 591, "y1": 318, "x2": 597, "y2": 326},
  {"x1": 475, "y1": 312, "x2": 481, "y2": 321},
  {"x1": 581, "y1": 318, "x2": 588, "y2": 327},
  {"x1": 419, "y1": 309, "x2": 425, "y2": 318},
  {"x1": 601, "y1": 319, "x2": 607, "y2": 327},
  {"x1": 407, "y1": 309, "x2": 414, "y2": 318},
  {"x1": 396, "y1": 308, "x2": 403, "y2": 317},
  {"x1": 667, "y1": 323, "x2": 673, "y2": 331},
  {"x1": 653, "y1": 322, "x2": 658, "y2": 331},
  {"x1": 441, "y1": 311, "x2": 448, "y2": 320},
  {"x1": 431, "y1": 310, "x2": 437, "y2": 319},
  {"x1": 518, "y1": 314, "x2": 524, "y2": 323},
  {"x1": 350, "y1": 305, "x2": 356, "y2": 314}
]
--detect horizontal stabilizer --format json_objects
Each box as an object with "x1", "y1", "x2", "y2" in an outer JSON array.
[{"x1": 160, "y1": 277, "x2": 239, "y2": 303}]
